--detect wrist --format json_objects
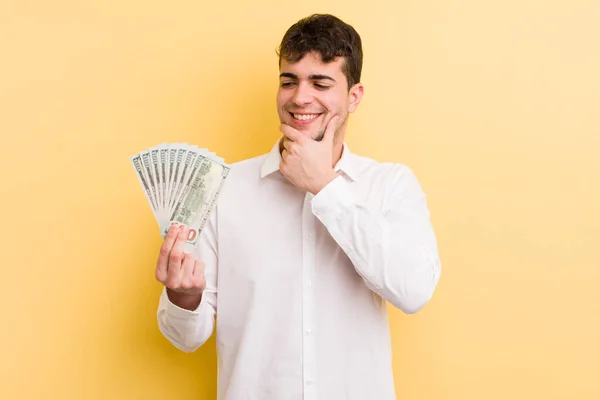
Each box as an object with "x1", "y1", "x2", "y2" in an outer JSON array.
[
  {"x1": 310, "y1": 170, "x2": 339, "y2": 195},
  {"x1": 166, "y1": 288, "x2": 203, "y2": 311}
]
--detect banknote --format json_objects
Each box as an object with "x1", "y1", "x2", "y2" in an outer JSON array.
[
  {"x1": 170, "y1": 156, "x2": 230, "y2": 245},
  {"x1": 130, "y1": 143, "x2": 230, "y2": 246}
]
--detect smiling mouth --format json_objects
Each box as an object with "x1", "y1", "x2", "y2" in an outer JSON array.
[{"x1": 290, "y1": 112, "x2": 322, "y2": 121}]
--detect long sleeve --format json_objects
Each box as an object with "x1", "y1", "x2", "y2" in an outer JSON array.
[
  {"x1": 310, "y1": 165, "x2": 441, "y2": 314},
  {"x1": 156, "y1": 210, "x2": 219, "y2": 352}
]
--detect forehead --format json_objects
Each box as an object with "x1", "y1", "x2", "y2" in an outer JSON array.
[{"x1": 279, "y1": 52, "x2": 345, "y2": 78}]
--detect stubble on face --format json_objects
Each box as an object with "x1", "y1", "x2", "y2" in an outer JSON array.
[{"x1": 314, "y1": 111, "x2": 346, "y2": 142}]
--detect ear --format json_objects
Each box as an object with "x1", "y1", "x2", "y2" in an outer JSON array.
[{"x1": 348, "y1": 83, "x2": 364, "y2": 113}]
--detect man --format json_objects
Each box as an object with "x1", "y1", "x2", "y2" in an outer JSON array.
[{"x1": 155, "y1": 13, "x2": 441, "y2": 400}]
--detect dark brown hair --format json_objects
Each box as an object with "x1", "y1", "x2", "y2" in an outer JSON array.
[{"x1": 276, "y1": 14, "x2": 363, "y2": 90}]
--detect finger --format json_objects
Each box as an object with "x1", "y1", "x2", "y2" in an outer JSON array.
[
  {"x1": 282, "y1": 137, "x2": 292, "y2": 151},
  {"x1": 180, "y1": 252, "x2": 196, "y2": 289},
  {"x1": 280, "y1": 124, "x2": 305, "y2": 143},
  {"x1": 169, "y1": 225, "x2": 188, "y2": 270},
  {"x1": 192, "y1": 260, "x2": 206, "y2": 290},
  {"x1": 281, "y1": 148, "x2": 288, "y2": 162},
  {"x1": 323, "y1": 114, "x2": 340, "y2": 144},
  {"x1": 282, "y1": 138, "x2": 299, "y2": 158},
  {"x1": 156, "y1": 223, "x2": 179, "y2": 282}
]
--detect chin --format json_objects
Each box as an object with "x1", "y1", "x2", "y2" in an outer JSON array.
[
  {"x1": 304, "y1": 130, "x2": 322, "y2": 141},
  {"x1": 291, "y1": 124, "x2": 318, "y2": 138},
  {"x1": 307, "y1": 130, "x2": 322, "y2": 139}
]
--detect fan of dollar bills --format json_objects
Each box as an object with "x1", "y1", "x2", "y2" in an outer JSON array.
[{"x1": 130, "y1": 142, "x2": 230, "y2": 246}]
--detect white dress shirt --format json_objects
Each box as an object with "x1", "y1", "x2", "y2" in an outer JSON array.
[{"x1": 157, "y1": 139, "x2": 442, "y2": 400}]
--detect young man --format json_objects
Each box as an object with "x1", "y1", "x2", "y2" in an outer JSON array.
[{"x1": 155, "y1": 14, "x2": 441, "y2": 400}]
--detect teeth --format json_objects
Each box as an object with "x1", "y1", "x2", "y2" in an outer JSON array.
[{"x1": 293, "y1": 113, "x2": 319, "y2": 121}]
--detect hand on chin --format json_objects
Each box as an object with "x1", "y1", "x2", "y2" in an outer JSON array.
[{"x1": 279, "y1": 115, "x2": 340, "y2": 195}]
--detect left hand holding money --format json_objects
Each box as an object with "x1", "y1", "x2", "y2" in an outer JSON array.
[{"x1": 280, "y1": 114, "x2": 341, "y2": 195}]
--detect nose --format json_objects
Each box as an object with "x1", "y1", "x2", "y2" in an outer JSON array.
[{"x1": 291, "y1": 82, "x2": 313, "y2": 107}]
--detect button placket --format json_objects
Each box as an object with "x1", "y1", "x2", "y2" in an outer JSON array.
[{"x1": 301, "y1": 192, "x2": 317, "y2": 398}]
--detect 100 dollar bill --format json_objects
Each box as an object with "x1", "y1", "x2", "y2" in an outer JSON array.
[{"x1": 164, "y1": 156, "x2": 229, "y2": 246}]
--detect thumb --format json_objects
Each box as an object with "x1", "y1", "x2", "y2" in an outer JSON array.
[{"x1": 323, "y1": 114, "x2": 339, "y2": 144}]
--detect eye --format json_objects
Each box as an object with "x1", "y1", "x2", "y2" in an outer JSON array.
[
  {"x1": 280, "y1": 81, "x2": 295, "y2": 88},
  {"x1": 314, "y1": 83, "x2": 330, "y2": 90}
]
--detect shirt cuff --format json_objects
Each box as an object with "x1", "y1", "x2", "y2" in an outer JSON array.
[
  {"x1": 311, "y1": 175, "x2": 355, "y2": 222},
  {"x1": 159, "y1": 286, "x2": 206, "y2": 319}
]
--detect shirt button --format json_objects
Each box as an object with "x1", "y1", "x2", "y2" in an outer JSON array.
[
  {"x1": 305, "y1": 328, "x2": 312, "y2": 335},
  {"x1": 306, "y1": 279, "x2": 312, "y2": 286},
  {"x1": 306, "y1": 378, "x2": 313, "y2": 385}
]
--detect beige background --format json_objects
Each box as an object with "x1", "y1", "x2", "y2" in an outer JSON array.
[{"x1": 1, "y1": 0, "x2": 599, "y2": 398}]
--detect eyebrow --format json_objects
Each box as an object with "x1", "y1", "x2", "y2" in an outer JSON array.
[{"x1": 279, "y1": 72, "x2": 336, "y2": 82}]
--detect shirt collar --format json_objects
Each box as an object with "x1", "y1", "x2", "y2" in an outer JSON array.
[{"x1": 260, "y1": 136, "x2": 361, "y2": 182}]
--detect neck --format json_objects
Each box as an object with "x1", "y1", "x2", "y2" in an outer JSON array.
[{"x1": 331, "y1": 140, "x2": 344, "y2": 168}]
